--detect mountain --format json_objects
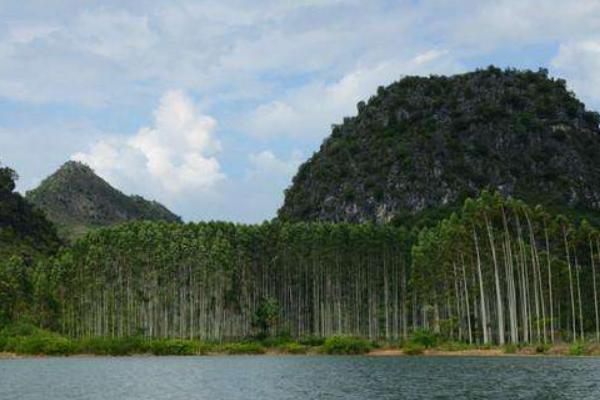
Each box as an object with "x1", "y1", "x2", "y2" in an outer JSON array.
[
  {"x1": 26, "y1": 161, "x2": 181, "y2": 238},
  {"x1": 0, "y1": 163, "x2": 61, "y2": 258},
  {"x1": 278, "y1": 66, "x2": 600, "y2": 225}
]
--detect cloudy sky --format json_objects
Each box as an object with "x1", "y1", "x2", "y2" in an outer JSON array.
[{"x1": 1, "y1": 0, "x2": 600, "y2": 222}]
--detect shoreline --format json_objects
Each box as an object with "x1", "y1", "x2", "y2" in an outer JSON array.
[{"x1": 1, "y1": 345, "x2": 594, "y2": 359}]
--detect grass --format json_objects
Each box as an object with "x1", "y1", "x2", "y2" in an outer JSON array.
[
  {"x1": 437, "y1": 341, "x2": 473, "y2": 352},
  {"x1": 220, "y1": 342, "x2": 265, "y2": 355},
  {"x1": 409, "y1": 330, "x2": 439, "y2": 348},
  {"x1": 569, "y1": 342, "x2": 588, "y2": 356},
  {"x1": 298, "y1": 335, "x2": 326, "y2": 347},
  {"x1": 535, "y1": 343, "x2": 551, "y2": 354},
  {"x1": 4, "y1": 323, "x2": 600, "y2": 357},
  {"x1": 503, "y1": 343, "x2": 518, "y2": 354},
  {"x1": 322, "y1": 336, "x2": 372, "y2": 355},
  {"x1": 73, "y1": 337, "x2": 150, "y2": 356},
  {"x1": 0, "y1": 323, "x2": 74, "y2": 355},
  {"x1": 278, "y1": 342, "x2": 307, "y2": 354},
  {"x1": 402, "y1": 342, "x2": 425, "y2": 355}
]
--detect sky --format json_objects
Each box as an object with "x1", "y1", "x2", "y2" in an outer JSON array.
[{"x1": 1, "y1": 0, "x2": 600, "y2": 223}]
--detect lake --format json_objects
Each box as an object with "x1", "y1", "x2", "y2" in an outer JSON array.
[{"x1": 1, "y1": 356, "x2": 599, "y2": 399}]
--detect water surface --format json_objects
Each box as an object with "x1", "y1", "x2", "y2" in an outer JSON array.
[{"x1": 1, "y1": 356, "x2": 599, "y2": 399}]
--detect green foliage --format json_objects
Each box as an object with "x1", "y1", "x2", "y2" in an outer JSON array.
[
  {"x1": 0, "y1": 323, "x2": 72, "y2": 355},
  {"x1": 278, "y1": 342, "x2": 307, "y2": 354},
  {"x1": 503, "y1": 344, "x2": 518, "y2": 354},
  {"x1": 409, "y1": 329, "x2": 438, "y2": 348},
  {"x1": 52, "y1": 221, "x2": 408, "y2": 340},
  {"x1": 298, "y1": 335, "x2": 326, "y2": 346},
  {"x1": 437, "y1": 341, "x2": 472, "y2": 352},
  {"x1": 323, "y1": 336, "x2": 372, "y2": 355},
  {"x1": 402, "y1": 342, "x2": 425, "y2": 355},
  {"x1": 0, "y1": 161, "x2": 61, "y2": 259},
  {"x1": 569, "y1": 342, "x2": 588, "y2": 356},
  {"x1": 535, "y1": 343, "x2": 551, "y2": 354},
  {"x1": 73, "y1": 337, "x2": 150, "y2": 356},
  {"x1": 221, "y1": 342, "x2": 265, "y2": 355},
  {"x1": 56, "y1": 337, "x2": 211, "y2": 356},
  {"x1": 260, "y1": 333, "x2": 292, "y2": 347},
  {"x1": 8, "y1": 334, "x2": 72, "y2": 355},
  {"x1": 252, "y1": 297, "x2": 280, "y2": 337},
  {"x1": 150, "y1": 339, "x2": 210, "y2": 355}
]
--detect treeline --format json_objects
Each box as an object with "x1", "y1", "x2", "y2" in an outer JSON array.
[
  {"x1": 3, "y1": 191, "x2": 600, "y2": 345},
  {"x1": 53, "y1": 223, "x2": 409, "y2": 341},
  {"x1": 412, "y1": 192, "x2": 600, "y2": 344}
]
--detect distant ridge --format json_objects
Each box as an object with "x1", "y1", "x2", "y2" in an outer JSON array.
[{"x1": 26, "y1": 161, "x2": 181, "y2": 238}]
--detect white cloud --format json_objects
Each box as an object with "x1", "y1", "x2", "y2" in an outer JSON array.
[
  {"x1": 8, "y1": 25, "x2": 59, "y2": 44},
  {"x1": 426, "y1": 0, "x2": 600, "y2": 51},
  {"x1": 73, "y1": 90, "x2": 224, "y2": 195},
  {"x1": 248, "y1": 150, "x2": 303, "y2": 179},
  {"x1": 243, "y1": 49, "x2": 457, "y2": 139},
  {"x1": 75, "y1": 10, "x2": 155, "y2": 59},
  {"x1": 551, "y1": 40, "x2": 600, "y2": 105},
  {"x1": 3, "y1": 0, "x2": 600, "y2": 222}
]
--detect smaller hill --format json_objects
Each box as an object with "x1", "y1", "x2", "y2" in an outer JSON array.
[{"x1": 26, "y1": 161, "x2": 181, "y2": 238}]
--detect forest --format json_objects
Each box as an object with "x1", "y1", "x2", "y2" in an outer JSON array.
[{"x1": 3, "y1": 189, "x2": 600, "y2": 348}]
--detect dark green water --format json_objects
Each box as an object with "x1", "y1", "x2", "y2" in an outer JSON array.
[{"x1": 1, "y1": 356, "x2": 599, "y2": 399}]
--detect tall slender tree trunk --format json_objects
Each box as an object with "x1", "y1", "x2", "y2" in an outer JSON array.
[
  {"x1": 485, "y1": 213, "x2": 505, "y2": 345},
  {"x1": 563, "y1": 227, "x2": 577, "y2": 342},
  {"x1": 461, "y1": 256, "x2": 473, "y2": 344},
  {"x1": 544, "y1": 221, "x2": 555, "y2": 343},
  {"x1": 473, "y1": 229, "x2": 489, "y2": 344},
  {"x1": 594, "y1": 239, "x2": 600, "y2": 342}
]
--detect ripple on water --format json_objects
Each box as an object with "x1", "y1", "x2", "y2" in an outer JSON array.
[{"x1": 1, "y1": 356, "x2": 600, "y2": 400}]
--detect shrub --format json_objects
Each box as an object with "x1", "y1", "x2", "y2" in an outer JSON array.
[
  {"x1": 252, "y1": 297, "x2": 280, "y2": 337},
  {"x1": 279, "y1": 342, "x2": 307, "y2": 354},
  {"x1": 7, "y1": 333, "x2": 73, "y2": 355},
  {"x1": 0, "y1": 322, "x2": 39, "y2": 337},
  {"x1": 298, "y1": 335, "x2": 325, "y2": 347},
  {"x1": 323, "y1": 336, "x2": 372, "y2": 355},
  {"x1": 403, "y1": 342, "x2": 425, "y2": 355},
  {"x1": 438, "y1": 341, "x2": 470, "y2": 352},
  {"x1": 503, "y1": 343, "x2": 518, "y2": 354},
  {"x1": 409, "y1": 329, "x2": 438, "y2": 348},
  {"x1": 222, "y1": 342, "x2": 265, "y2": 355},
  {"x1": 535, "y1": 343, "x2": 551, "y2": 354},
  {"x1": 150, "y1": 339, "x2": 209, "y2": 356},
  {"x1": 261, "y1": 334, "x2": 293, "y2": 348},
  {"x1": 73, "y1": 337, "x2": 150, "y2": 356},
  {"x1": 569, "y1": 342, "x2": 588, "y2": 356},
  {"x1": 0, "y1": 323, "x2": 74, "y2": 355}
]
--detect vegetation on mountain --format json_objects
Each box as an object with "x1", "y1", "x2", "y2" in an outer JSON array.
[
  {"x1": 0, "y1": 161, "x2": 62, "y2": 327},
  {"x1": 0, "y1": 161, "x2": 61, "y2": 259},
  {"x1": 279, "y1": 67, "x2": 600, "y2": 225},
  {"x1": 26, "y1": 161, "x2": 181, "y2": 239}
]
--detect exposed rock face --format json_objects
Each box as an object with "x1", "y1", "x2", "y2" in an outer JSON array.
[
  {"x1": 278, "y1": 67, "x2": 600, "y2": 223},
  {"x1": 26, "y1": 161, "x2": 181, "y2": 238}
]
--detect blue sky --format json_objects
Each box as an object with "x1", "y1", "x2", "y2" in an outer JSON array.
[{"x1": 1, "y1": 0, "x2": 600, "y2": 222}]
